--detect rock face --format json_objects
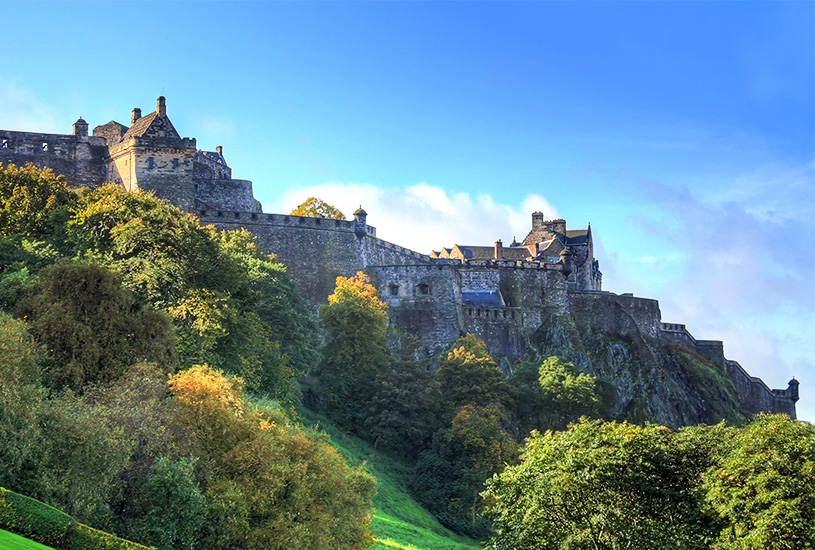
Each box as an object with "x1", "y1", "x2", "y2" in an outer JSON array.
[{"x1": 1, "y1": 96, "x2": 798, "y2": 423}]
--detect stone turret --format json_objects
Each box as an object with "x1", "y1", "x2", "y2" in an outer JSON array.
[
  {"x1": 72, "y1": 117, "x2": 88, "y2": 137},
  {"x1": 354, "y1": 206, "x2": 368, "y2": 238}
]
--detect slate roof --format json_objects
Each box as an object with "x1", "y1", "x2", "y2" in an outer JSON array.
[
  {"x1": 565, "y1": 229, "x2": 590, "y2": 245},
  {"x1": 121, "y1": 112, "x2": 181, "y2": 141},
  {"x1": 455, "y1": 245, "x2": 495, "y2": 260},
  {"x1": 199, "y1": 150, "x2": 228, "y2": 166},
  {"x1": 462, "y1": 290, "x2": 505, "y2": 307}
]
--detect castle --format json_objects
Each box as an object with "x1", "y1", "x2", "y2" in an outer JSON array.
[{"x1": 1, "y1": 97, "x2": 799, "y2": 421}]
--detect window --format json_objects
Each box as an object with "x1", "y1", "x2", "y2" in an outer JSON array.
[
  {"x1": 1, "y1": 138, "x2": 8, "y2": 148},
  {"x1": 172, "y1": 158, "x2": 179, "y2": 168},
  {"x1": 147, "y1": 157, "x2": 155, "y2": 169},
  {"x1": 387, "y1": 284, "x2": 399, "y2": 296},
  {"x1": 41, "y1": 142, "x2": 48, "y2": 152},
  {"x1": 415, "y1": 283, "x2": 430, "y2": 295}
]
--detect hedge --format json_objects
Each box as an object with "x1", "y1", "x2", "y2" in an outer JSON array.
[{"x1": 0, "y1": 488, "x2": 151, "y2": 550}]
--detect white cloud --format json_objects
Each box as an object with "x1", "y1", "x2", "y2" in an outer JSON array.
[
  {"x1": 270, "y1": 181, "x2": 560, "y2": 253},
  {"x1": 0, "y1": 82, "x2": 60, "y2": 133}
]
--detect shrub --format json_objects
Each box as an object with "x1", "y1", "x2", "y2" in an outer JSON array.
[{"x1": 0, "y1": 487, "x2": 73, "y2": 548}]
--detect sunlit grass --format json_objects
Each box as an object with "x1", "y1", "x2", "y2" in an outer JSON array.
[
  {"x1": 296, "y1": 407, "x2": 481, "y2": 550},
  {"x1": 0, "y1": 529, "x2": 56, "y2": 550}
]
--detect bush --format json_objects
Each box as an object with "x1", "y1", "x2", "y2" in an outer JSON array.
[
  {"x1": 0, "y1": 487, "x2": 151, "y2": 550},
  {"x1": 0, "y1": 487, "x2": 73, "y2": 548},
  {"x1": 69, "y1": 523, "x2": 152, "y2": 550}
]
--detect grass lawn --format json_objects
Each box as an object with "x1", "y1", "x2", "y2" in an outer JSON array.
[
  {"x1": 296, "y1": 407, "x2": 481, "y2": 550},
  {"x1": 0, "y1": 529, "x2": 56, "y2": 550}
]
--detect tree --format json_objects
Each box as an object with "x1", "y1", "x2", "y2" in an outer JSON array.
[
  {"x1": 21, "y1": 261, "x2": 176, "y2": 389},
  {"x1": 537, "y1": 356, "x2": 603, "y2": 429},
  {"x1": 483, "y1": 419, "x2": 719, "y2": 550},
  {"x1": 703, "y1": 414, "x2": 815, "y2": 550},
  {"x1": 317, "y1": 272, "x2": 389, "y2": 431},
  {"x1": 0, "y1": 313, "x2": 45, "y2": 489},
  {"x1": 415, "y1": 404, "x2": 518, "y2": 538},
  {"x1": 169, "y1": 365, "x2": 377, "y2": 550},
  {"x1": 135, "y1": 456, "x2": 207, "y2": 550},
  {"x1": 0, "y1": 163, "x2": 77, "y2": 241},
  {"x1": 290, "y1": 197, "x2": 346, "y2": 220},
  {"x1": 436, "y1": 334, "x2": 516, "y2": 422}
]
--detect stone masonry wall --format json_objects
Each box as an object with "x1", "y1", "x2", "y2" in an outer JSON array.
[
  {"x1": 659, "y1": 322, "x2": 797, "y2": 418},
  {"x1": 197, "y1": 209, "x2": 431, "y2": 306},
  {"x1": 0, "y1": 130, "x2": 108, "y2": 188}
]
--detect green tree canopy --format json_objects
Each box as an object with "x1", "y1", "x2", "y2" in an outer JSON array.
[
  {"x1": 483, "y1": 419, "x2": 721, "y2": 550},
  {"x1": 538, "y1": 356, "x2": 603, "y2": 429},
  {"x1": 436, "y1": 334, "x2": 516, "y2": 422},
  {"x1": 20, "y1": 261, "x2": 176, "y2": 389},
  {"x1": 290, "y1": 197, "x2": 346, "y2": 220},
  {"x1": 703, "y1": 413, "x2": 815, "y2": 550},
  {"x1": 0, "y1": 163, "x2": 77, "y2": 241},
  {"x1": 317, "y1": 271, "x2": 389, "y2": 432}
]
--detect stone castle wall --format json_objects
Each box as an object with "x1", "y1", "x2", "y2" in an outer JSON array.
[
  {"x1": 0, "y1": 130, "x2": 108, "y2": 188},
  {"x1": 660, "y1": 322, "x2": 798, "y2": 418}
]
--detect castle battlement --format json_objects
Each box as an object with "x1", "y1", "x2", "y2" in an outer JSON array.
[{"x1": 2, "y1": 95, "x2": 797, "y2": 421}]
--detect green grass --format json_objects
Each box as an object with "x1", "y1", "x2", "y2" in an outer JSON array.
[
  {"x1": 296, "y1": 407, "x2": 482, "y2": 550},
  {"x1": 0, "y1": 529, "x2": 56, "y2": 550}
]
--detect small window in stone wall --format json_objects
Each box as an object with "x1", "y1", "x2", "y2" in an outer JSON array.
[
  {"x1": 41, "y1": 142, "x2": 48, "y2": 152},
  {"x1": 415, "y1": 283, "x2": 430, "y2": 296},
  {"x1": 1, "y1": 138, "x2": 8, "y2": 148},
  {"x1": 147, "y1": 157, "x2": 155, "y2": 169},
  {"x1": 387, "y1": 284, "x2": 399, "y2": 296},
  {"x1": 173, "y1": 158, "x2": 179, "y2": 168}
]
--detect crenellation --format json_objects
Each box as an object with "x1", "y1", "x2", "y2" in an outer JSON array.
[{"x1": 1, "y1": 95, "x2": 797, "y2": 419}]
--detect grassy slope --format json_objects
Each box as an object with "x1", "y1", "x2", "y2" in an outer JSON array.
[
  {"x1": 296, "y1": 408, "x2": 482, "y2": 550},
  {"x1": 0, "y1": 529, "x2": 56, "y2": 550}
]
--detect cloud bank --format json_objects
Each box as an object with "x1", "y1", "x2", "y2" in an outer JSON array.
[{"x1": 271, "y1": 182, "x2": 560, "y2": 253}]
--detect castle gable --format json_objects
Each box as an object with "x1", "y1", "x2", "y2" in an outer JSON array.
[{"x1": 121, "y1": 111, "x2": 181, "y2": 142}]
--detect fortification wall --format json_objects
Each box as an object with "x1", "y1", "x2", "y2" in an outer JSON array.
[
  {"x1": 198, "y1": 209, "x2": 431, "y2": 305},
  {"x1": 569, "y1": 292, "x2": 662, "y2": 341},
  {"x1": 195, "y1": 178, "x2": 258, "y2": 212},
  {"x1": 370, "y1": 263, "x2": 463, "y2": 357},
  {"x1": 0, "y1": 130, "x2": 107, "y2": 188},
  {"x1": 659, "y1": 323, "x2": 797, "y2": 418}
]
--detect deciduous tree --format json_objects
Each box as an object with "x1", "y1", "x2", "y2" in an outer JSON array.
[{"x1": 290, "y1": 197, "x2": 346, "y2": 220}]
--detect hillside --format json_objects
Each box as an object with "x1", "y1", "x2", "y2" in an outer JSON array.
[{"x1": 296, "y1": 408, "x2": 480, "y2": 550}]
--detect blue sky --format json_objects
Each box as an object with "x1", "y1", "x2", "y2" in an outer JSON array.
[{"x1": 2, "y1": 1, "x2": 813, "y2": 420}]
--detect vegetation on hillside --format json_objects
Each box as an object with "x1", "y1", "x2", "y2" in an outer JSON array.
[{"x1": 1, "y1": 164, "x2": 812, "y2": 550}]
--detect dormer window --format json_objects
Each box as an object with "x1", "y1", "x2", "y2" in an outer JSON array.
[{"x1": 41, "y1": 142, "x2": 48, "y2": 152}]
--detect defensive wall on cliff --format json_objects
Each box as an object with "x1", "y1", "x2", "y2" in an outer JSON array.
[
  {"x1": 0, "y1": 97, "x2": 798, "y2": 419},
  {"x1": 660, "y1": 322, "x2": 798, "y2": 418}
]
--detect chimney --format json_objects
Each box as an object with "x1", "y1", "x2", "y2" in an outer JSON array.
[
  {"x1": 494, "y1": 239, "x2": 503, "y2": 259},
  {"x1": 132, "y1": 108, "x2": 142, "y2": 124},
  {"x1": 216, "y1": 145, "x2": 223, "y2": 156},
  {"x1": 532, "y1": 211, "x2": 544, "y2": 228},
  {"x1": 157, "y1": 96, "x2": 166, "y2": 117}
]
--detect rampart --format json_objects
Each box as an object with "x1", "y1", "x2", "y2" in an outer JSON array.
[
  {"x1": 196, "y1": 208, "x2": 433, "y2": 305},
  {"x1": 660, "y1": 322, "x2": 798, "y2": 418},
  {"x1": 0, "y1": 129, "x2": 107, "y2": 188}
]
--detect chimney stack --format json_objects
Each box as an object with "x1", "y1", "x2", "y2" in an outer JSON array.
[
  {"x1": 216, "y1": 145, "x2": 223, "y2": 156},
  {"x1": 494, "y1": 239, "x2": 503, "y2": 259},
  {"x1": 132, "y1": 108, "x2": 142, "y2": 124},
  {"x1": 157, "y1": 96, "x2": 166, "y2": 117}
]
